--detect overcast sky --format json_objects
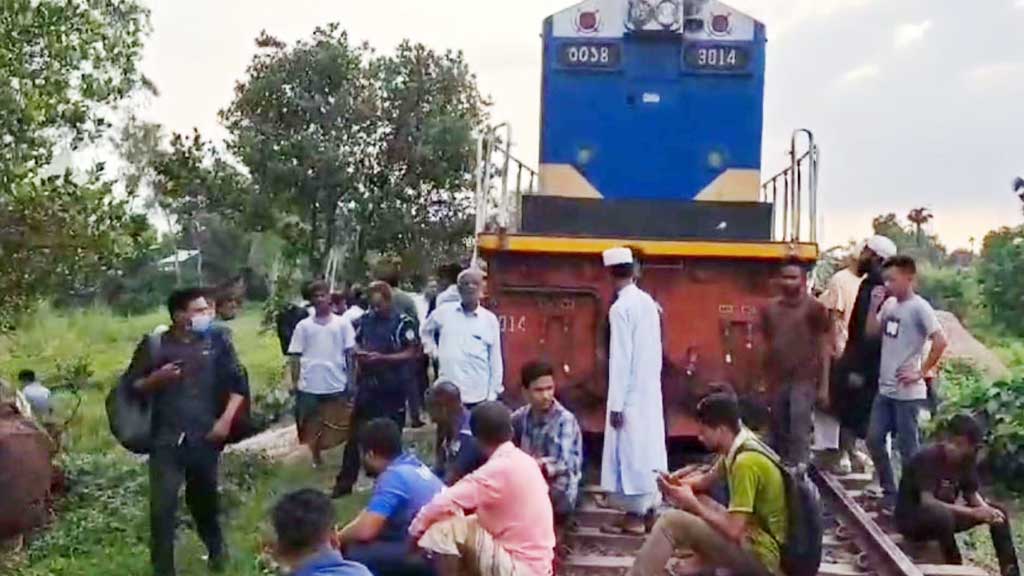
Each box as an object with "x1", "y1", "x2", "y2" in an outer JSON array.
[{"x1": 138, "y1": 0, "x2": 1024, "y2": 250}]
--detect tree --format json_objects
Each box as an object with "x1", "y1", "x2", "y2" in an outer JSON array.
[
  {"x1": 0, "y1": 0, "x2": 153, "y2": 328},
  {"x1": 114, "y1": 114, "x2": 255, "y2": 286},
  {"x1": 221, "y1": 26, "x2": 487, "y2": 280},
  {"x1": 977, "y1": 226, "x2": 1024, "y2": 334},
  {"x1": 906, "y1": 207, "x2": 933, "y2": 247},
  {"x1": 1014, "y1": 177, "x2": 1024, "y2": 216},
  {"x1": 871, "y1": 213, "x2": 946, "y2": 266}
]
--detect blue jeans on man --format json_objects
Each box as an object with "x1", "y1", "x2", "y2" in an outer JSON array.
[{"x1": 867, "y1": 394, "x2": 924, "y2": 499}]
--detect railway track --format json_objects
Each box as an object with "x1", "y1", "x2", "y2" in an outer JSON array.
[{"x1": 561, "y1": 469, "x2": 992, "y2": 576}]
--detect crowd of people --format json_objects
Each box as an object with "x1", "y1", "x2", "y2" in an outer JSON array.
[{"x1": 92, "y1": 238, "x2": 1023, "y2": 576}]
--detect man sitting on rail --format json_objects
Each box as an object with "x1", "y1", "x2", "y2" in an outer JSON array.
[
  {"x1": 629, "y1": 394, "x2": 785, "y2": 576},
  {"x1": 511, "y1": 360, "x2": 583, "y2": 553},
  {"x1": 895, "y1": 414, "x2": 1020, "y2": 576},
  {"x1": 410, "y1": 402, "x2": 556, "y2": 576},
  {"x1": 335, "y1": 418, "x2": 443, "y2": 576}
]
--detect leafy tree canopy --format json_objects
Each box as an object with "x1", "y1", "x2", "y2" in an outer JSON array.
[
  {"x1": 0, "y1": 0, "x2": 154, "y2": 328},
  {"x1": 221, "y1": 25, "x2": 487, "y2": 280}
]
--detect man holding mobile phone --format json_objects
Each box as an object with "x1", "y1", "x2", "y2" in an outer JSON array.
[
  {"x1": 630, "y1": 395, "x2": 782, "y2": 576},
  {"x1": 333, "y1": 281, "x2": 421, "y2": 498},
  {"x1": 121, "y1": 287, "x2": 249, "y2": 576}
]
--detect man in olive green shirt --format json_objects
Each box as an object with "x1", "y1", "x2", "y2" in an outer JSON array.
[{"x1": 630, "y1": 394, "x2": 787, "y2": 576}]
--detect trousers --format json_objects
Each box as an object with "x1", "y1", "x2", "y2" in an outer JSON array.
[
  {"x1": 347, "y1": 539, "x2": 435, "y2": 576},
  {"x1": 149, "y1": 442, "x2": 224, "y2": 576},
  {"x1": 629, "y1": 508, "x2": 772, "y2": 576},
  {"x1": 897, "y1": 501, "x2": 1020, "y2": 576},
  {"x1": 336, "y1": 390, "x2": 405, "y2": 490},
  {"x1": 866, "y1": 395, "x2": 922, "y2": 497},
  {"x1": 771, "y1": 382, "x2": 816, "y2": 466}
]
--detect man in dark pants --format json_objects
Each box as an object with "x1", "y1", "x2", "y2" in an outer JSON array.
[
  {"x1": 121, "y1": 287, "x2": 249, "y2": 576},
  {"x1": 896, "y1": 414, "x2": 1020, "y2": 576},
  {"x1": 333, "y1": 281, "x2": 421, "y2": 498},
  {"x1": 833, "y1": 235, "x2": 897, "y2": 458},
  {"x1": 760, "y1": 257, "x2": 832, "y2": 468},
  {"x1": 377, "y1": 267, "x2": 426, "y2": 428}
]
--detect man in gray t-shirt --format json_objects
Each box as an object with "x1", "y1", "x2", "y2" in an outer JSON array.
[{"x1": 866, "y1": 255, "x2": 949, "y2": 507}]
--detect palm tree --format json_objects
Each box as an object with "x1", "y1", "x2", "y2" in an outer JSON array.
[
  {"x1": 1014, "y1": 177, "x2": 1024, "y2": 216},
  {"x1": 907, "y1": 207, "x2": 934, "y2": 247}
]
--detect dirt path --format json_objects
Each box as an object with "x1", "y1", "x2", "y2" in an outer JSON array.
[{"x1": 935, "y1": 311, "x2": 1011, "y2": 380}]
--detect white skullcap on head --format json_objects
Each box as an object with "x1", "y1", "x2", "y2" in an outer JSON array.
[
  {"x1": 866, "y1": 235, "x2": 898, "y2": 260},
  {"x1": 602, "y1": 247, "x2": 634, "y2": 267}
]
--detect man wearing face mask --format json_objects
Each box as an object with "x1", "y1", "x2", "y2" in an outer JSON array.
[{"x1": 120, "y1": 287, "x2": 249, "y2": 576}]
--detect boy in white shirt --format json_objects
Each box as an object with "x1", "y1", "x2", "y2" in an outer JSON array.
[{"x1": 288, "y1": 281, "x2": 357, "y2": 466}]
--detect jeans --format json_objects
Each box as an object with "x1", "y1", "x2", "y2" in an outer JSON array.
[
  {"x1": 897, "y1": 500, "x2": 1020, "y2": 576},
  {"x1": 335, "y1": 391, "x2": 406, "y2": 490},
  {"x1": 866, "y1": 395, "x2": 923, "y2": 497},
  {"x1": 346, "y1": 540, "x2": 434, "y2": 576},
  {"x1": 629, "y1": 506, "x2": 772, "y2": 576},
  {"x1": 149, "y1": 442, "x2": 224, "y2": 576},
  {"x1": 771, "y1": 382, "x2": 816, "y2": 466}
]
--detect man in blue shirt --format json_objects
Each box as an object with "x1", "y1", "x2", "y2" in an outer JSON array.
[
  {"x1": 271, "y1": 489, "x2": 371, "y2": 576},
  {"x1": 426, "y1": 380, "x2": 485, "y2": 485},
  {"x1": 333, "y1": 282, "x2": 421, "y2": 498},
  {"x1": 336, "y1": 418, "x2": 443, "y2": 575}
]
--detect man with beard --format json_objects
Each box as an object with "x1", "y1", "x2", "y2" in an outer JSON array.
[{"x1": 833, "y1": 235, "x2": 898, "y2": 464}]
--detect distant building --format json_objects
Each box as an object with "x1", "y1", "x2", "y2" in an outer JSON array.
[{"x1": 157, "y1": 250, "x2": 200, "y2": 272}]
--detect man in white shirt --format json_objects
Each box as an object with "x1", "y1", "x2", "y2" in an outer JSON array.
[
  {"x1": 600, "y1": 247, "x2": 667, "y2": 536},
  {"x1": 288, "y1": 280, "x2": 357, "y2": 466},
  {"x1": 421, "y1": 268, "x2": 503, "y2": 407},
  {"x1": 340, "y1": 285, "x2": 366, "y2": 327}
]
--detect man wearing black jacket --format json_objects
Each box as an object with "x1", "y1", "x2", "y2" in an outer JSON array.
[
  {"x1": 121, "y1": 287, "x2": 249, "y2": 576},
  {"x1": 833, "y1": 235, "x2": 897, "y2": 460}
]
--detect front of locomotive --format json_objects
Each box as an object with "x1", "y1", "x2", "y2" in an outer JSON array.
[{"x1": 478, "y1": 0, "x2": 819, "y2": 438}]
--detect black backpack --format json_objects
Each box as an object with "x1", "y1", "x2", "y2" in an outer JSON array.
[
  {"x1": 275, "y1": 302, "x2": 309, "y2": 355},
  {"x1": 737, "y1": 441, "x2": 824, "y2": 576},
  {"x1": 106, "y1": 334, "x2": 161, "y2": 454}
]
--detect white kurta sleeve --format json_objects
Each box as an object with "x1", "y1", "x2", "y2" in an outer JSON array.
[{"x1": 606, "y1": 304, "x2": 632, "y2": 413}]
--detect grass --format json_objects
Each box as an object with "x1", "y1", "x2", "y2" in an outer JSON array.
[{"x1": 0, "y1": 305, "x2": 368, "y2": 576}]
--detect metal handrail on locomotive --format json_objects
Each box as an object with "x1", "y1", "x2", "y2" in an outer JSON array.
[{"x1": 475, "y1": 0, "x2": 820, "y2": 438}]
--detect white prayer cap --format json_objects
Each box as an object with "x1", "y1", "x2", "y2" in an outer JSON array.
[
  {"x1": 865, "y1": 235, "x2": 897, "y2": 260},
  {"x1": 602, "y1": 247, "x2": 634, "y2": 267}
]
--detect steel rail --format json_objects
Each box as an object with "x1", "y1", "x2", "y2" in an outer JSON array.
[{"x1": 811, "y1": 466, "x2": 924, "y2": 576}]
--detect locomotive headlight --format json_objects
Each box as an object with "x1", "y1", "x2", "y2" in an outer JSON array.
[
  {"x1": 655, "y1": 0, "x2": 680, "y2": 28},
  {"x1": 707, "y1": 150, "x2": 725, "y2": 169}
]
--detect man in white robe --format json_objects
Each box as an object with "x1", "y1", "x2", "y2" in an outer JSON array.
[{"x1": 600, "y1": 247, "x2": 668, "y2": 535}]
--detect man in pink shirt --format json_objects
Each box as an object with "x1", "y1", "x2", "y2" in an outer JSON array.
[{"x1": 410, "y1": 402, "x2": 555, "y2": 576}]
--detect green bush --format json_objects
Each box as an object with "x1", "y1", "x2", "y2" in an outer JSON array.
[
  {"x1": 977, "y1": 226, "x2": 1024, "y2": 335},
  {"x1": 935, "y1": 362, "x2": 1024, "y2": 491},
  {"x1": 917, "y1": 266, "x2": 977, "y2": 320}
]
